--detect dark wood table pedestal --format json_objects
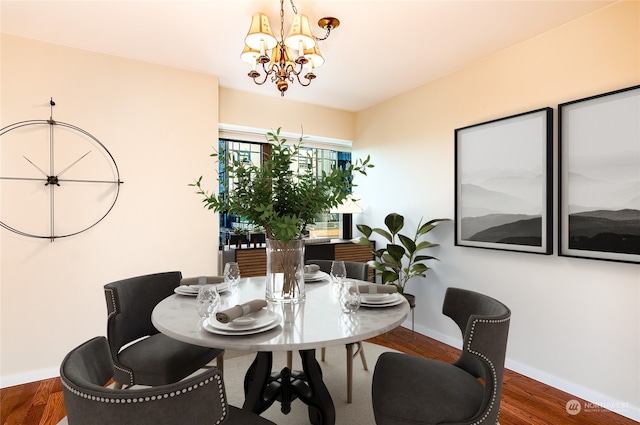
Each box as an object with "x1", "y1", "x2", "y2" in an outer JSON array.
[{"x1": 243, "y1": 350, "x2": 335, "y2": 425}]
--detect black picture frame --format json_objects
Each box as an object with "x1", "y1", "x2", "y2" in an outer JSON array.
[
  {"x1": 558, "y1": 85, "x2": 640, "y2": 263},
  {"x1": 455, "y1": 108, "x2": 553, "y2": 254}
]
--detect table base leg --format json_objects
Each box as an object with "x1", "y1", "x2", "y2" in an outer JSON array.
[{"x1": 242, "y1": 350, "x2": 335, "y2": 425}]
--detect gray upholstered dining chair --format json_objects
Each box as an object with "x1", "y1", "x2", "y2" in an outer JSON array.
[
  {"x1": 306, "y1": 259, "x2": 370, "y2": 403},
  {"x1": 104, "y1": 271, "x2": 224, "y2": 388},
  {"x1": 372, "y1": 287, "x2": 511, "y2": 425},
  {"x1": 60, "y1": 336, "x2": 275, "y2": 425}
]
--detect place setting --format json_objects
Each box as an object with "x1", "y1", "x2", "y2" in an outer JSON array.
[
  {"x1": 358, "y1": 284, "x2": 404, "y2": 308},
  {"x1": 303, "y1": 264, "x2": 330, "y2": 283},
  {"x1": 174, "y1": 265, "x2": 242, "y2": 296},
  {"x1": 174, "y1": 281, "x2": 230, "y2": 296},
  {"x1": 201, "y1": 298, "x2": 282, "y2": 336}
]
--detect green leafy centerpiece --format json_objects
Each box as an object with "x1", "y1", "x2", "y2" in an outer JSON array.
[{"x1": 192, "y1": 128, "x2": 372, "y2": 303}]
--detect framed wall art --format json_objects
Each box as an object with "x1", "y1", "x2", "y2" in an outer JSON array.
[
  {"x1": 455, "y1": 108, "x2": 553, "y2": 254},
  {"x1": 558, "y1": 85, "x2": 640, "y2": 263}
]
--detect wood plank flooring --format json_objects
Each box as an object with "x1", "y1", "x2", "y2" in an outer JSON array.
[{"x1": 1, "y1": 328, "x2": 636, "y2": 425}]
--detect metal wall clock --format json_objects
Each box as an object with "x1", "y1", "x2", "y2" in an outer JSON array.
[{"x1": 0, "y1": 99, "x2": 123, "y2": 241}]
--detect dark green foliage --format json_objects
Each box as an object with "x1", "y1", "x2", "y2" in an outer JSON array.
[
  {"x1": 354, "y1": 212, "x2": 449, "y2": 293},
  {"x1": 191, "y1": 128, "x2": 373, "y2": 243}
]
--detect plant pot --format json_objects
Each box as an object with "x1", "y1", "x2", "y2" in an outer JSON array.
[
  {"x1": 402, "y1": 293, "x2": 416, "y2": 308},
  {"x1": 265, "y1": 239, "x2": 306, "y2": 303}
]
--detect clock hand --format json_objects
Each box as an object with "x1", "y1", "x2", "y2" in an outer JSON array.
[
  {"x1": 22, "y1": 156, "x2": 48, "y2": 177},
  {"x1": 58, "y1": 178, "x2": 124, "y2": 184},
  {"x1": 57, "y1": 151, "x2": 91, "y2": 177}
]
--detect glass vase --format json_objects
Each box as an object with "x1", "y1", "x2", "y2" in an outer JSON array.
[{"x1": 265, "y1": 238, "x2": 305, "y2": 303}]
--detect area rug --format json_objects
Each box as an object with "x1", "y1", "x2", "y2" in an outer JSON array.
[{"x1": 57, "y1": 342, "x2": 398, "y2": 425}]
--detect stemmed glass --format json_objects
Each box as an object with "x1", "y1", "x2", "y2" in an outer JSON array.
[
  {"x1": 223, "y1": 262, "x2": 241, "y2": 290},
  {"x1": 196, "y1": 284, "x2": 220, "y2": 319},
  {"x1": 330, "y1": 260, "x2": 346, "y2": 284},
  {"x1": 330, "y1": 260, "x2": 347, "y2": 297}
]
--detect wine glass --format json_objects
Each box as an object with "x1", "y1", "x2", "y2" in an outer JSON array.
[
  {"x1": 330, "y1": 260, "x2": 346, "y2": 284},
  {"x1": 196, "y1": 285, "x2": 220, "y2": 319},
  {"x1": 339, "y1": 280, "x2": 361, "y2": 314},
  {"x1": 223, "y1": 262, "x2": 241, "y2": 290}
]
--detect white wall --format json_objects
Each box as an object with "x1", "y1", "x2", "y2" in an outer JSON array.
[
  {"x1": 0, "y1": 35, "x2": 221, "y2": 383},
  {"x1": 354, "y1": 2, "x2": 639, "y2": 420}
]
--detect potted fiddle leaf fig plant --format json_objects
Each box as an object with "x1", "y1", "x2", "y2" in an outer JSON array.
[
  {"x1": 353, "y1": 213, "x2": 449, "y2": 296},
  {"x1": 191, "y1": 128, "x2": 373, "y2": 303}
]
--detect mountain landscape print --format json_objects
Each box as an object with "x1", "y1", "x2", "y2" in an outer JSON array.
[
  {"x1": 455, "y1": 108, "x2": 552, "y2": 254},
  {"x1": 559, "y1": 85, "x2": 639, "y2": 263}
]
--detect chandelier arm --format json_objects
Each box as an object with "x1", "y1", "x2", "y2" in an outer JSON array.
[
  {"x1": 292, "y1": 71, "x2": 313, "y2": 87},
  {"x1": 251, "y1": 62, "x2": 274, "y2": 86}
]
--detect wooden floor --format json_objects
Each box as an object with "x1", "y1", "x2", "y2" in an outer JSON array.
[{"x1": 1, "y1": 328, "x2": 636, "y2": 425}]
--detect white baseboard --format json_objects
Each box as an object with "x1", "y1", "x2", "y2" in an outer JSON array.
[
  {"x1": 1, "y1": 366, "x2": 59, "y2": 389},
  {"x1": 403, "y1": 320, "x2": 640, "y2": 423}
]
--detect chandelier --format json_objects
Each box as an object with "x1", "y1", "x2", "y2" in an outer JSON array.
[{"x1": 241, "y1": 0, "x2": 339, "y2": 96}]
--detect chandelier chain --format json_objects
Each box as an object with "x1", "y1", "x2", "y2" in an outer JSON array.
[{"x1": 280, "y1": 0, "x2": 285, "y2": 42}]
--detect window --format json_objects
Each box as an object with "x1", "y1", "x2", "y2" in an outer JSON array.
[{"x1": 218, "y1": 137, "x2": 352, "y2": 243}]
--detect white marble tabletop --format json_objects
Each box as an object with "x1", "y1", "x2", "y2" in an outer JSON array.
[{"x1": 151, "y1": 277, "x2": 409, "y2": 352}]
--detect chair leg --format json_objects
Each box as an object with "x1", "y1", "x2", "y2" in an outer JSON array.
[
  {"x1": 321, "y1": 347, "x2": 326, "y2": 362},
  {"x1": 355, "y1": 341, "x2": 368, "y2": 370},
  {"x1": 216, "y1": 352, "x2": 224, "y2": 375},
  {"x1": 287, "y1": 350, "x2": 293, "y2": 370},
  {"x1": 346, "y1": 343, "x2": 354, "y2": 403}
]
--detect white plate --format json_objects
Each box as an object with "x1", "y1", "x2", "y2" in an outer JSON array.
[
  {"x1": 360, "y1": 292, "x2": 400, "y2": 305},
  {"x1": 203, "y1": 312, "x2": 282, "y2": 336},
  {"x1": 360, "y1": 293, "x2": 393, "y2": 303},
  {"x1": 305, "y1": 271, "x2": 329, "y2": 282},
  {"x1": 207, "y1": 309, "x2": 280, "y2": 332},
  {"x1": 174, "y1": 283, "x2": 229, "y2": 296},
  {"x1": 360, "y1": 294, "x2": 405, "y2": 308}
]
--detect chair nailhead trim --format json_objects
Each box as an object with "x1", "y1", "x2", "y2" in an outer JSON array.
[
  {"x1": 113, "y1": 363, "x2": 134, "y2": 386},
  {"x1": 105, "y1": 288, "x2": 135, "y2": 387},
  {"x1": 105, "y1": 288, "x2": 117, "y2": 318},
  {"x1": 63, "y1": 373, "x2": 228, "y2": 424},
  {"x1": 466, "y1": 316, "x2": 510, "y2": 425}
]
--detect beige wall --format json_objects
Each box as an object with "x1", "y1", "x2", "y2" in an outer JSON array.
[
  {"x1": 354, "y1": 1, "x2": 639, "y2": 418},
  {"x1": 0, "y1": 35, "x2": 222, "y2": 381},
  {"x1": 0, "y1": 34, "x2": 357, "y2": 385},
  {"x1": 219, "y1": 86, "x2": 355, "y2": 141}
]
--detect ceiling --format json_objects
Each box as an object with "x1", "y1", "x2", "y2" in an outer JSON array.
[{"x1": 1, "y1": 0, "x2": 616, "y2": 112}]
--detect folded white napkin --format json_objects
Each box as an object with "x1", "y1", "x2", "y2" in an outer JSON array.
[
  {"x1": 358, "y1": 284, "x2": 398, "y2": 294},
  {"x1": 180, "y1": 276, "x2": 225, "y2": 286},
  {"x1": 215, "y1": 299, "x2": 267, "y2": 323}
]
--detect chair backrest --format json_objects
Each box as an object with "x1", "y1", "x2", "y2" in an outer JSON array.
[
  {"x1": 60, "y1": 336, "x2": 229, "y2": 425},
  {"x1": 306, "y1": 259, "x2": 369, "y2": 281},
  {"x1": 103, "y1": 271, "x2": 182, "y2": 366},
  {"x1": 442, "y1": 287, "x2": 511, "y2": 425}
]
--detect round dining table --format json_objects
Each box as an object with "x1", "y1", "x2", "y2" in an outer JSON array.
[{"x1": 151, "y1": 276, "x2": 409, "y2": 425}]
